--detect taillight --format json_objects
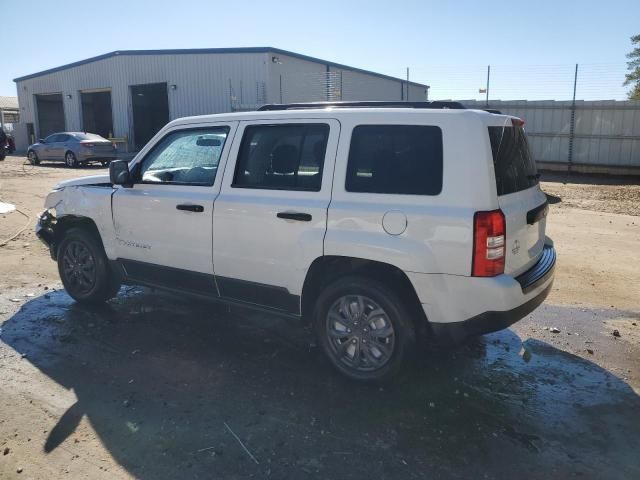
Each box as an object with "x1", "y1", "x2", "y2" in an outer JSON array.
[
  {"x1": 81, "y1": 142, "x2": 94, "y2": 148},
  {"x1": 112, "y1": 142, "x2": 117, "y2": 151},
  {"x1": 472, "y1": 210, "x2": 506, "y2": 277},
  {"x1": 511, "y1": 117, "x2": 525, "y2": 127}
]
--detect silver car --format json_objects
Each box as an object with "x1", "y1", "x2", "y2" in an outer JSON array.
[{"x1": 27, "y1": 132, "x2": 118, "y2": 168}]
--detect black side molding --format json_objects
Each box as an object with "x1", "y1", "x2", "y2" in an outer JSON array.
[{"x1": 527, "y1": 200, "x2": 549, "y2": 225}]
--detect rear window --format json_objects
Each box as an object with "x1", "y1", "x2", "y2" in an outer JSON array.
[
  {"x1": 488, "y1": 126, "x2": 538, "y2": 196},
  {"x1": 74, "y1": 133, "x2": 106, "y2": 141},
  {"x1": 346, "y1": 125, "x2": 443, "y2": 195}
]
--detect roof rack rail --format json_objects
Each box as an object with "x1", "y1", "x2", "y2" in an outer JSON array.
[{"x1": 257, "y1": 101, "x2": 466, "y2": 111}]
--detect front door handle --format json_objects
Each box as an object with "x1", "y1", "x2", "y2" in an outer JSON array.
[
  {"x1": 176, "y1": 204, "x2": 204, "y2": 213},
  {"x1": 277, "y1": 212, "x2": 312, "y2": 222}
]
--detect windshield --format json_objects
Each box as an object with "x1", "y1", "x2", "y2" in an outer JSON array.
[{"x1": 488, "y1": 125, "x2": 538, "y2": 196}]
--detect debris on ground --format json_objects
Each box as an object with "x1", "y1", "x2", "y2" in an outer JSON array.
[
  {"x1": 550, "y1": 327, "x2": 560, "y2": 334},
  {"x1": 613, "y1": 330, "x2": 621, "y2": 338},
  {"x1": 3, "y1": 447, "x2": 10, "y2": 455},
  {"x1": 586, "y1": 349, "x2": 594, "y2": 355}
]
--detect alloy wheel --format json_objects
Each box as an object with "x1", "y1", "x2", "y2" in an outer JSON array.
[
  {"x1": 325, "y1": 295, "x2": 395, "y2": 372},
  {"x1": 61, "y1": 240, "x2": 97, "y2": 294}
]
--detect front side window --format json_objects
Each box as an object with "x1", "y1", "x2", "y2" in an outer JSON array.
[
  {"x1": 346, "y1": 125, "x2": 443, "y2": 195},
  {"x1": 232, "y1": 124, "x2": 329, "y2": 191},
  {"x1": 44, "y1": 134, "x2": 59, "y2": 143},
  {"x1": 138, "y1": 127, "x2": 229, "y2": 186}
]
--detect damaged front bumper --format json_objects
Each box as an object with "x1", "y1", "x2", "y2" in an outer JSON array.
[{"x1": 35, "y1": 210, "x2": 58, "y2": 259}]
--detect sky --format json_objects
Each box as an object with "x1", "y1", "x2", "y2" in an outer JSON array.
[{"x1": 4, "y1": 0, "x2": 639, "y2": 101}]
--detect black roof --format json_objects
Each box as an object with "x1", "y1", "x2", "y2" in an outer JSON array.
[{"x1": 13, "y1": 47, "x2": 429, "y2": 88}]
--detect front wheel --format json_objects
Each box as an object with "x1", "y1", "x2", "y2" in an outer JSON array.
[
  {"x1": 27, "y1": 150, "x2": 40, "y2": 165},
  {"x1": 65, "y1": 151, "x2": 77, "y2": 168},
  {"x1": 313, "y1": 276, "x2": 416, "y2": 382},
  {"x1": 57, "y1": 228, "x2": 120, "y2": 303}
]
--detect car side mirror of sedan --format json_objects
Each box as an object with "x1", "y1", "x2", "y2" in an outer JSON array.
[
  {"x1": 109, "y1": 160, "x2": 132, "y2": 187},
  {"x1": 39, "y1": 138, "x2": 45, "y2": 143}
]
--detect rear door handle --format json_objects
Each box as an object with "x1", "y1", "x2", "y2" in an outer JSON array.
[
  {"x1": 277, "y1": 212, "x2": 312, "y2": 222},
  {"x1": 176, "y1": 204, "x2": 204, "y2": 213}
]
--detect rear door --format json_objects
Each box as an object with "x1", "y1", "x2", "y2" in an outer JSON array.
[
  {"x1": 212, "y1": 119, "x2": 339, "y2": 314},
  {"x1": 489, "y1": 120, "x2": 548, "y2": 276}
]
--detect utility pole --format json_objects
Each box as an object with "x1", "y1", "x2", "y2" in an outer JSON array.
[
  {"x1": 406, "y1": 67, "x2": 410, "y2": 102},
  {"x1": 485, "y1": 65, "x2": 490, "y2": 107},
  {"x1": 567, "y1": 63, "x2": 579, "y2": 179}
]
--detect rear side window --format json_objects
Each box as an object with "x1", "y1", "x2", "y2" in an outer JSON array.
[
  {"x1": 345, "y1": 125, "x2": 443, "y2": 195},
  {"x1": 488, "y1": 126, "x2": 538, "y2": 196},
  {"x1": 233, "y1": 124, "x2": 329, "y2": 191}
]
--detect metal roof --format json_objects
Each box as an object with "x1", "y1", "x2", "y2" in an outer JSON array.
[
  {"x1": 13, "y1": 47, "x2": 428, "y2": 88},
  {"x1": 0, "y1": 96, "x2": 18, "y2": 110}
]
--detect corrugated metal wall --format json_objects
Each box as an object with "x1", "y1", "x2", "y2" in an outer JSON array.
[
  {"x1": 14, "y1": 51, "x2": 428, "y2": 152},
  {"x1": 15, "y1": 52, "x2": 269, "y2": 151},
  {"x1": 463, "y1": 100, "x2": 640, "y2": 169},
  {"x1": 267, "y1": 53, "x2": 426, "y2": 104}
]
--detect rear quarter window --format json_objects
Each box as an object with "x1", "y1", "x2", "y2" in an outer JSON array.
[
  {"x1": 345, "y1": 125, "x2": 443, "y2": 195},
  {"x1": 488, "y1": 126, "x2": 538, "y2": 196}
]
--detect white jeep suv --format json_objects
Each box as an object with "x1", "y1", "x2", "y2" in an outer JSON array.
[{"x1": 36, "y1": 101, "x2": 555, "y2": 381}]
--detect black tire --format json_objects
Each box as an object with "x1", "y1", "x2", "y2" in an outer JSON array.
[
  {"x1": 65, "y1": 151, "x2": 78, "y2": 168},
  {"x1": 57, "y1": 227, "x2": 121, "y2": 303},
  {"x1": 27, "y1": 150, "x2": 40, "y2": 165},
  {"x1": 313, "y1": 275, "x2": 416, "y2": 382}
]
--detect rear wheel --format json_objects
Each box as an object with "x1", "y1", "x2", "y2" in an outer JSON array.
[
  {"x1": 27, "y1": 150, "x2": 40, "y2": 165},
  {"x1": 65, "y1": 151, "x2": 77, "y2": 168},
  {"x1": 57, "y1": 228, "x2": 120, "y2": 303},
  {"x1": 313, "y1": 275, "x2": 416, "y2": 382}
]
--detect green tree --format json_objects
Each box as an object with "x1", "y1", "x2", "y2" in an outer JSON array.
[{"x1": 624, "y1": 34, "x2": 640, "y2": 100}]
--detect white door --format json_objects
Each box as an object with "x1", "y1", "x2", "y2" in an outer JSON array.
[
  {"x1": 111, "y1": 122, "x2": 237, "y2": 294},
  {"x1": 213, "y1": 119, "x2": 340, "y2": 313}
]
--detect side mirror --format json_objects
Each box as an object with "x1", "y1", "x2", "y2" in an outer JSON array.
[
  {"x1": 39, "y1": 138, "x2": 45, "y2": 143},
  {"x1": 109, "y1": 160, "x2": 132, "y2": 187}
]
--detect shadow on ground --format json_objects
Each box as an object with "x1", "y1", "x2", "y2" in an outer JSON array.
[{"x1": 2, "y1": 289, "x2": 639, "y2": 479}]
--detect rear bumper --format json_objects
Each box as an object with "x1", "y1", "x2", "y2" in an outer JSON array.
[
  {"x1": 408, "y1": 242, "x2": 556, "y2": 344},
  {"x1": 429, "y1": 281, "x2": 553, "y2": 343}
]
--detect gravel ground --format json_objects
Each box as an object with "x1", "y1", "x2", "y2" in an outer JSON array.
[{"x1": 541, "y1": 173, "x2": 640, "y2": 216}]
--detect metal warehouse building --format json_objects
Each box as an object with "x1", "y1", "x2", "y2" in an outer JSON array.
[{"x1": 13, "y1": 47, "x2": 428, "y2": 152}]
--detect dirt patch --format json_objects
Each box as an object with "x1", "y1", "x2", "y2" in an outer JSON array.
[{"x1": 541, "y1": 174, "x2": 640, "y2": 216}]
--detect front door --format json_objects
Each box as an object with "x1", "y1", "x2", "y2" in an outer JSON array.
[
  {"x1": 40, "y1": 133, "x2": 60, "y2": 160},
  {"x1": 111, "y1": 122, "x2": 237, "y2": 295},
  {"x1": 50, "y1": 133, "x2": 70, "y2": 160},
  {"x1": 213, "y1": 119, "x2": 339, "y2": 314}
]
